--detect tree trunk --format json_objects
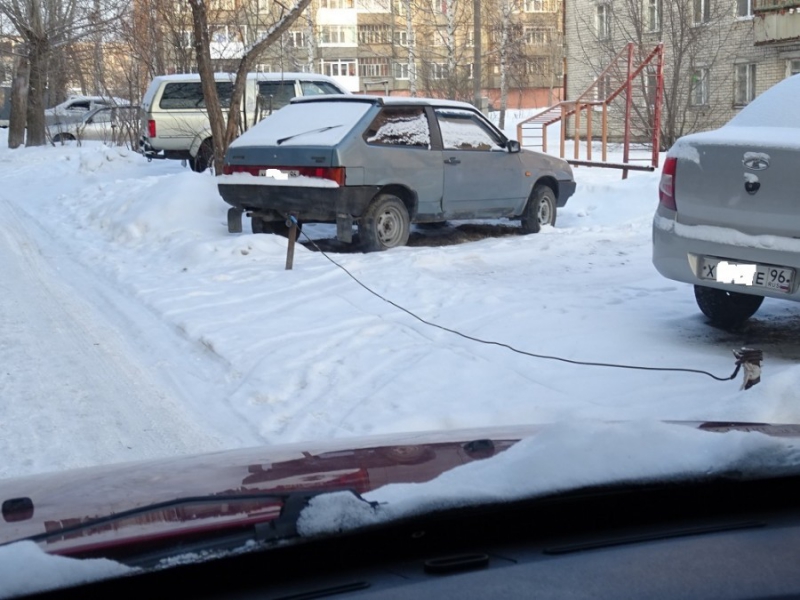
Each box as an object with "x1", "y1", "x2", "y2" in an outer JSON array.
[
  {"x1": 8, "y1": 59, "x2": 29, "y2": 149},
  {"x1": 25, "y1": 36, "x2": 49, "y2": 147}
]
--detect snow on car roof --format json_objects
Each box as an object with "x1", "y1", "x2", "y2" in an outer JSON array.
[
  {"x1": 729, "y1": 74, "x2": 800, "y2": 129},
  {"x1": 149, "y1": 72, "x2": 340, "y2": 83},
  {"x1": 292, "y1": 94, "x2": 479, "y2": 111}
]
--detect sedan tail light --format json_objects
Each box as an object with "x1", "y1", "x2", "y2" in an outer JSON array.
[{"x1": 659, "y1": 157, "x2": 677, "y2": 211}]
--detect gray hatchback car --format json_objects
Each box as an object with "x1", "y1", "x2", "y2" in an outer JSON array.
[{"x1": 218, "y1": 96, "x2": 576, "y2": 251}]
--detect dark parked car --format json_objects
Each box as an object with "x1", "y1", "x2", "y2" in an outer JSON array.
[
  {"x1": 653, "y1": 74, "x2": 800, "y2": 327},
  {"x1": 218, "y1": 96, "x2": 576, "y2": 251}
]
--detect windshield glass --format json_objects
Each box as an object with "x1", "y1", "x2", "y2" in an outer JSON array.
[{"x1": 4, "y1": 8, "x2": 800, "y2": 600}]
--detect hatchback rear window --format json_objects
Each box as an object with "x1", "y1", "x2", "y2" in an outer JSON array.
[
  {"x1": 159, "y1": 82, "x2": 233, "y2": 109},
  {"x1": 230, "y1": 100, "x2": 374, "y2": 148},
  {"x1": 300, "y1": 81, "x2": 343, "y2": 96}
]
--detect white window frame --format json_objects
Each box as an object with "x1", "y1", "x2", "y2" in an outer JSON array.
[
  {"x1": 645, "y1": 0, "x2": 660, "y2": 32},
  {"x1": 394, "y1": 30, "x2": 409, "y2": 46},
  {"x1": 524, "y1": 27, "x2": 550, "y2": 45},
  {"x1": 320, "y1": 58, "x2": 358, "y2": 77},
  {"x1": 430, "y1": 62, "x2": 449, "y2": 79},
  {"x1": 286, "y1": 29, "x2": 307, "y2": 47},
  {"x1": 524, "y1": 0, "x2": 554, "y2": 12},
  {"x1": 393, "y1": 61, "x2": 410, "y2": 79},
  {"x1": 596, "y1": 4, "x2": 611, "y2": 40},
  {"x1": 734, "y1": 63, "x2": 756, "y2": 106},
  {"x1": 736, "y1": 0, "x2": 753, "y2": 19},
  {"x1": 319, "y1": 0, "x2": 355, "y2": 8},
  {"x1": 356, "y1": 0, "x2": 389, "y2": 11},
  {"x1": 693, "y1": 0, "x2": 710, "y2": 25},
  {"x1": 319, "y1": 24, "x2": 357, "y2": 46},
  {"x1": 788, "y1": 58, "x2": 800, "y2": 78},
  {"x1": 690, "y1": 67, "x2": 709, "y2": 106}
]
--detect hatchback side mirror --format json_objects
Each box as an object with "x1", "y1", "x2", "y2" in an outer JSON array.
[{"x1": 506, "y1": 139, "x2": 521, "y2": 153}]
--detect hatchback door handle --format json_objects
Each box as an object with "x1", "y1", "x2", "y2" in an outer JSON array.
[{"x1": 444, "y1": 157, "x2": 461, "y2": 165}]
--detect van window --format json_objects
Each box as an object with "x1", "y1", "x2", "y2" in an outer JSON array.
[
  {"x1": 257, "y1": 81, "x2": 297, "y2": 111},
  {"x1": 159, "y1": 82, "x2": 233, "y2": 109},
  {"x1": 300, "y1": 81, "x2": 343, "y2": 96}
]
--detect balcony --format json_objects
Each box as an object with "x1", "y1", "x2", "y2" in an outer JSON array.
[
  {"x1": 753, "y1": 1, "x2": 800, "y2": 44},
  {"x1": 753, "y1": 0, "x2": 800, "y2": 10}
]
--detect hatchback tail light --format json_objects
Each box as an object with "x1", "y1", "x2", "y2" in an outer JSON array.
[
  {"x1": 220, "y1": 165, "x2": 346, "y2": 186},
  {"x1": 658, "y1": 157, "x2": 677, "y2": 210},
  {"x1": 147, "y1": 119, "x2": 156, "y2": 139}
]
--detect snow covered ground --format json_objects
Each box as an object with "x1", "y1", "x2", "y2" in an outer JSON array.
[{"x1": 2, "y1": 121, "x2": 800, "y2": 483}]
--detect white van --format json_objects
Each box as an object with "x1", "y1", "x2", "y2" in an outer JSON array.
[{"x1": 139, "y1": 72, "x2": 349, "y2": 172}]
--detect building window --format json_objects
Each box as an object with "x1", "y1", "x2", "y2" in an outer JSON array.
[
  {"x1": 524, "y1": 0, "x2": 555, "y2": 11},
  {"x1": 359, "y1": 57, "x2": 390, "y2": 77},
  {"x1": 394, "y1": 0, "x2": 407, "y2": 16},
  {"x1": 394, "y1": 30, "x2": 409, "y2": 45},
  {"x1": 319, "y1": 0, "x2": 355, "y2": 8},
  {"x1": 690, "y1": 68, "x2": 709, "y2": 105},
  {"x1": 693, "y1": 0, "x2": 710, "y2": 24},
  {"x1": 257, "y1": 0, "x2": 271, "y2": 11},
  {"x1": 734, "y1": 63, "x2": 756, "y2": 106},
  {"x1": 596, "y1": 4, "x2": 611, "y2": 40},
  {"x1": 357, "y1": 0, "x2": 389, "y2": 10},
  {"x1": 593, "y1": 74, "x2": 612, "y2": 101},
  {"x1": 393, "y1": 61, "x2": 410, "y2": 79},
  {"x1": 286, "y1": 30, "x2": 307, "y2": 47},
  {"x1": 524, "y1": 27, "x2": 550, "y2": 45},
  {"x1": 431, "y1": 0, "x2": 449, "y2": 14},
  {"x1": 645, "y1": 0, "x2": 660, "y2": 32},
  {"x1": 358, "y1": 24, "x2": 391, "y2": 44},
  {"x1": 736, "y1": 0, "x2": 753, "y2": 18},
  {"x1": 464, "y1": 63, "x2": 474, "y2": 79},
  {"x1": 321, "y1": 59, "x2": 357, "y2": 77},
  {"x1": 466, "y1": 29, "x2": 474, "y2": 46},
  {"x1": 527, "y1": 56, "x2": 549, "y2": 77},
  {"x1": 430, "y1": 63, "x2": 450, "y2": 79},
  {"x1": 788, "y1": 59, "x2": 800, "y2": 78},
  {"x1": 319, "y1": 25, "x2": 356, "y2": 45}
]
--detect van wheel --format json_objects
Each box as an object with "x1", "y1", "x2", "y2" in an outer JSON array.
[
  {"x1": 521, "y1": 184, "x2": 557, "y2": 234},
  {"x1": 359, "y1": 194, "x2": 410, "y2": 252},
  {"x1": 191, "y1": 139, "x2": 214, "y2": 173},
  {"x1": 53, "y1": 133, "x2": 75, "y2": 143}
]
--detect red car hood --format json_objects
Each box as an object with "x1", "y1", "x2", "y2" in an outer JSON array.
[{"x1": 2, "y1": 422, "x2": 799, "y2": 558}]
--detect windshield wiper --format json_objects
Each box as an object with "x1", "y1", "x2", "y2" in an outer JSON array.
[
  {"x1": 277, "y1": 124, "x2": 342, "y2": 145},
  {"x1": 4, "y1": 489, "x2": 375, "y2": 550}
]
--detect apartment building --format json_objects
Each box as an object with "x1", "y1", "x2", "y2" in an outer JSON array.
[
  {"x1": 564, "y1": 0, "x2": 800, "y2": 144},
  {"x1": 140, "y1": 0, "x2": 566, "y2": 108}
]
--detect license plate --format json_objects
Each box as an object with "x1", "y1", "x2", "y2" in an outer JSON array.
[
  {"x1": 700, "y1": 257, "x2": 794, "y2": 293},
  {"x1": 258, "y1": 169, "x2": 299, "y2": 179}
]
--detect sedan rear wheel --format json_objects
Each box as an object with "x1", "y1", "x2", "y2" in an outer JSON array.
[
  {"x1": 521, "y1": 184, "x2": 557, "y2": 234},
  {"x1": 359, "y1": 194, "x2": 410, "y2": 252},
  {"x1": 694, "y1": 285, "x2": 764, "y2": 328}
]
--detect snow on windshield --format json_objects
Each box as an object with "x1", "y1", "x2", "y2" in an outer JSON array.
[
  {"x1": 0, "y1": 541, "x2": 133, "y2": 599},
  {"x1": 297, "y1": 421, "x2": 800, "y2": 537},
  {"x1": 230, "y1": 101, "x2": 374, "y2": 148}
]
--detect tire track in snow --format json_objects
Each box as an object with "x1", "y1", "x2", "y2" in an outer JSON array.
[{"x1": 0, "y1": 198, "x2": 255, "y2": 479}]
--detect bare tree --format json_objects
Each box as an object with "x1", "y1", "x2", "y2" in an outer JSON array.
[
  {"x1": 186, "y1": 0, "x2": 314, "y2": 173},
  {"x1": 0, "y1": 0, "x2": 125, "y2": 146},
  {"x1": 571, "y1": 0, "x2": 738, "y2": 146}
]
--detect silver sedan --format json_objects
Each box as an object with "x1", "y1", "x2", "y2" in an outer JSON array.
[{"x1": 653, "y1": 75, "x2": 800, "y2": 327}]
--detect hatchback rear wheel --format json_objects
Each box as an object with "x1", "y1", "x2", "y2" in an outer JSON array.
[
  {"x1": 359, "y1": 194, "x2": 410, "y2": 252},
  {"x1": 694, "y1": 285, "x2": 764, "y2": 327}
]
